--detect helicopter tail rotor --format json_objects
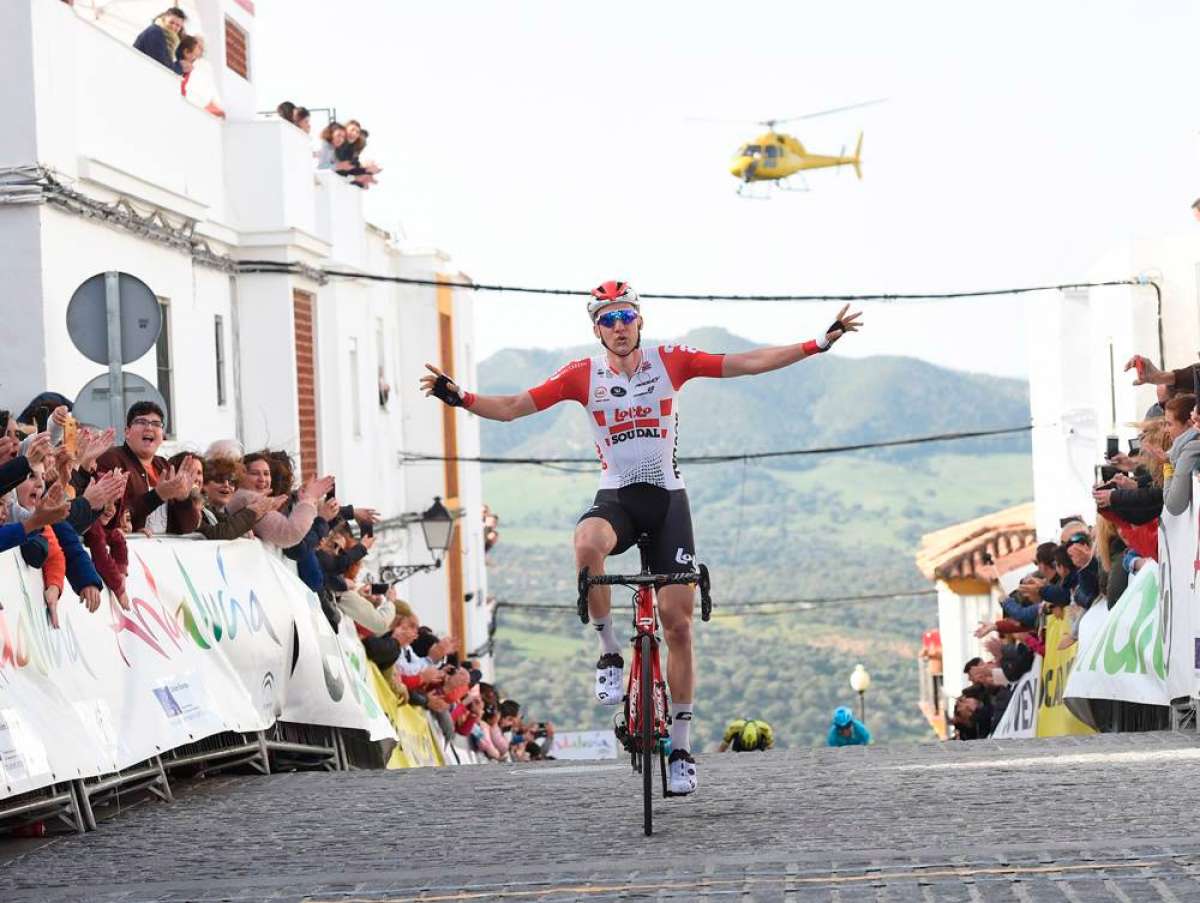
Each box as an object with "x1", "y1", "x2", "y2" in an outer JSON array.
[{"x1": 852, "y1": 131, "x2": 863, "y2": 180}]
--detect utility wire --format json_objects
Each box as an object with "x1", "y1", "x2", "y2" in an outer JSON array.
[
  {"x1": 496, "y1": 589, "x2": 936, "y2": 615},
  {"x1": 400, "y1": 423, "x2": 1031, "y2": 468},
  {"x1": 236, "y1": 262, "x2": 1148, "y2": 304}
]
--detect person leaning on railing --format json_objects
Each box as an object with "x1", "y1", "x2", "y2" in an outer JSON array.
[
  {"x1": 175, "y1": 35, "x2": 226, "y2": 120},
  {"x1": 83, "y1": 498, "x2": 129, "y2": 611},
  {"x1": 1159, "y1": 396, "x2": 1200, "y2": 517},
  {"x1": 196, "y1": 456, "x2": 285, "y2": 540},
  {"x1": 225, "y1": 450, "x2": 330, "y2": 548},
  {"x1": 132, "y1": 6, "x2": 187, "y2": 72},
  {"x1": 95, "y1": 402, "x2": 199, "y2": 535},
  {"x1": 12, "y1": 468, "x2": 104, "y2": 619}
]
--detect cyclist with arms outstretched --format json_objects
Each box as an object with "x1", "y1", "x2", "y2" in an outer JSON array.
[{"x1": 421, "y1": 281, "x2": 862, "y2": 795}]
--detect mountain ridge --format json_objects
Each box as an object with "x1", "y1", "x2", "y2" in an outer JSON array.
[{"x1": 477, "y1": 327, "x2": 1030, "y2": 465}]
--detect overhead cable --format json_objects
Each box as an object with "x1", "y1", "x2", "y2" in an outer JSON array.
[
  {"x1": 497, "y1": 588, "x2": 936, "y2": 617},
  {"x1": 8, "y1": 168, "x2": 1155, "y2": 307},
  {"x1": 237, "y1": 261, "x2": 1148, "y2": 304},
  {"x1": 399, "y1": 424, "x2": 1032, "y2": 468}
]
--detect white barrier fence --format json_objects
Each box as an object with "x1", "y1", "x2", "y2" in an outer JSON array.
[
  {"x1": 0, "y1": 537, "x2": 395, "y2": 801},
  {"x1": 1064, "y1": 476, "x2": 1200, "y2": 711}
]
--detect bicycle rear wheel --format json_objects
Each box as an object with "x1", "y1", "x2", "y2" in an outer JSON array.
[{"x1": 640, "y1": 633, "x2": 654, "y2": 837}]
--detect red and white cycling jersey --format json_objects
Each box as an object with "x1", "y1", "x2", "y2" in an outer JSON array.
[{"x1": 527, "y1": 344, "x2": 725, "y2": 490}]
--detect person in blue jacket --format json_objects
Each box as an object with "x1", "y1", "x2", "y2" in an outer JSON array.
[
  {"x1": 826, "y1": 706, "x2": 871, "y2": 747},
  {"x1": 0, "y1": 476, "x2": 71, "y2": 556},
  {"x1": 132, "y1": 7, "x2": 187, "y2": 71}
]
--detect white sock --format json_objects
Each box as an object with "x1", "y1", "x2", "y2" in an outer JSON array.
[
  {"x1": 592, "y1": 618, "x2": 620, "y2": 656},
  {"x1": 670, "y1": 703, "x2": 693, "y2": 752}
]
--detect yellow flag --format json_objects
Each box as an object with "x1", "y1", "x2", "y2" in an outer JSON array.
[{"x1": 1036, "y1": 609, "x2": 1096, "y2": 737}]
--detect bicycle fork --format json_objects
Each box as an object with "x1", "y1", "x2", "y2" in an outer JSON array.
[{"x1": 625, "y1": 590, "x2": 671, "y2": 764}]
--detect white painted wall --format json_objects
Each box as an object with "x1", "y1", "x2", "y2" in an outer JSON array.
[
  {"x1": 1027, "y1": 235, "x2": 1200, "y2": 537},
  {"x1": 0, "y1": 1, "x2": 488, "y2": 666},
  {"x1": 937, "y1": 585, "x2": 994, "y2": 702},
  {"x1": 225, "y1": 121, "x2": 317, "y2": 237},
  {"x1": 28, "y1": 2, "x2": 226, "y2": 224}
]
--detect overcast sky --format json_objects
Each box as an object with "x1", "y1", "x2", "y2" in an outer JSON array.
[{"x1": 254, "y1": 1, "x2": 1200, "y2": 379}]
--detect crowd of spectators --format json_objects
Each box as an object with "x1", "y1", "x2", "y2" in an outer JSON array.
[
  {"x1": 360, "y1": 612, "x2": 554, "y2": 762},
  {"x1": 274, "y1": 102, "x2": 384, "y2": 190},
  {"x1": 0, "y1": 393, "x2": 544, "y2": 764},
  {"x1": 132, "y1": 7, "x2": 225, "y2": 119},
  {"x1": 129, "y1": 9, "x2": 388, "y2": 182},
  {"x1": 954, "y1": 352, "x2": 1200, "y2": 739}
]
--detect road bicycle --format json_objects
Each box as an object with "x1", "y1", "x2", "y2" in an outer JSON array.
[{"x1": 577, "y1": 535, "x2": 712, "y2": 836}]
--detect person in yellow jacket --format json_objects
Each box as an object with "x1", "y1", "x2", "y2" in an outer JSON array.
[{"x1": 719, "y1": 718, "x2": 774, "y2": 752}]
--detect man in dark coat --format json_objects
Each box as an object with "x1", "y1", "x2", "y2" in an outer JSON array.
[
  {"x1": 132, "y1": 7, "x2": 187, "y2": 70},
  {"x1": 94, "y1": 401, "x2": 199, "y2": 533}
]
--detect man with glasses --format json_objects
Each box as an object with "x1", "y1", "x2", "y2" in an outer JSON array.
[
  {"x1": 422, "y1": 280, "x2": 862, "y2": 795},
  {"x1": 95, "y1": 402, "x2": 199, "y2": 534}
]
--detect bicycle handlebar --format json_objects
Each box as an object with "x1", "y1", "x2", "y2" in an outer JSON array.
[
  {"x1": 577, "y1": 565, "x2": 713, "y2": 624},
  {"x1": 584, "y1": 572, "x2": 700, "y2": 587}
]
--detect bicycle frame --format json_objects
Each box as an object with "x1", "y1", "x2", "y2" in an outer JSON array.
[
  {"x1": 625, "y1": 582, "x2": 670, "y2": 768},
  {"x1": 576, "y1": 539, "x2": 712, "y2": 835}
]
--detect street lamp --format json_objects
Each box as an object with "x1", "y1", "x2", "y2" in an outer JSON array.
[
  {"x1": 850, "y1": 664, "x2": 871, "y2": 724},
  {"x1": 379, "y1": 497, "x2": 457, "y2": 583}
]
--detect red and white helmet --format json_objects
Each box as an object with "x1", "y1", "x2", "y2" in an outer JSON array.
[{"x1": 587, "y1": 280, "x2": 640, "y2": 321}]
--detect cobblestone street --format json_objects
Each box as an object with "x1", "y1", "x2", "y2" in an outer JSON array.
[{"x1": 6, "y1": 732, "x2": 1200, "y2": 901}]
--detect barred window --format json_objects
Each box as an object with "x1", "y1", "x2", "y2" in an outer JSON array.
[{"x1": 225, "y1": 18, "x2": 249, "y2": 80}]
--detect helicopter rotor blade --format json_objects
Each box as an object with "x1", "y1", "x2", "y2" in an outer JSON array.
[
  {"x1": 685, "y1": 116, "x2": 768, "y2": 126},
  {"x1": 762, "y1": 98, "x2": 887, "y2": 128}
]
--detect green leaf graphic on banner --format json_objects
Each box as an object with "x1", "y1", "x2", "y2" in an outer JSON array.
[
  {"x1": 174, "y1": 555, "x2": 215, "y2": 649},
  {"x1": 1093, "y1": 573, "x2": 1164, "y2": 677},
  {"x1": 177, "y1": 600, "x2": 212, "y2": 650}
]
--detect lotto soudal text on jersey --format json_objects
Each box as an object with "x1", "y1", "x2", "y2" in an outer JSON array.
[{"x1": 526, "y1": 345, "x2": 724, "y2": 490}]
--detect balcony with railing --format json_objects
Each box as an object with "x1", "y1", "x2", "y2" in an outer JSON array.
[
  {"x1": 22, "y1": 2, "x2": 226, "y2": 223},
  {"x1": 16, "y1": 3, "x2": 364, "y2": 252}
]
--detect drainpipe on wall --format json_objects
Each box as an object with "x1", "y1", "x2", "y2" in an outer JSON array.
[
  {"x1": 1136, "y1": 274, "x2": 1165, "y2": 369},
  {"x1": 229, "y1": 274, "x2": 245, "y2": 442}
]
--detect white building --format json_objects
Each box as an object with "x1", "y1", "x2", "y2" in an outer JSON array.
[
  {"x1": 1026, "y1": 234, "x2": 1199, "y2": 537},
  {"x1": 0, "y1": 1, "x2": 490, "y2": 658}
]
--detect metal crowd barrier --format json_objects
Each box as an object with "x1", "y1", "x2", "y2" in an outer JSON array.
[{"x1": 0, "y1": 723, "x2": 379, "y2": 836}]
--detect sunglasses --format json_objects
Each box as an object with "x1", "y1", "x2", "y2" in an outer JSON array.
[
  {"x1": 595, "y1": 309, "x2": 639, "y2": 329},
  {"x1": 1064, "y1": 532, "x2": 1090, "y2": 547}
]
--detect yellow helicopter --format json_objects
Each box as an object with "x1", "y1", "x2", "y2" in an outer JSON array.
[{"x1": 698, "y1": 99, "x2": 884, "y2": 198}]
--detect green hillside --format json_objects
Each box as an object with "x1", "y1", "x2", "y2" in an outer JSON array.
[
  {"x1": 478, "y1": 327, "x2": 1031, "y2": 465},
  {"x1": 479, "y1": 331, "x2": 1033, "y2": 751}
]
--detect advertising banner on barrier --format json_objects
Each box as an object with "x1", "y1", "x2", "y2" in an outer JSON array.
[
  {"x1": 368, "y1": 663, "x2": 443, "y2": 768},
  {"x1": 0, "y1": 539, "x2": 394, "y2": 800},
  {"x1": 991, "y1": 655, "x2": 1042, "y2": 739},
  {"x1": 1036, "y1": 610, "x2": 1096, "y2": 736},
  {"x1": 1066, "y1": 562, "x2": 1166, "y2": 706},
  {"x1": 272, "y1": 555, "x2": 392, "y2": 740},
  {"x1": 386, "y1": 707, "x2": 444, "y2": 768},
  {"x1": 550, "y1": 730, "x2": 620, "y2": 760},
  {"x1": 1159, "y1": 490, "x2": 1200, "y2": 701}
]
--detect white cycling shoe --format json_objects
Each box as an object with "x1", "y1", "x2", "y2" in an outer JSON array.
[
  {"x1": 667, "y1": 749, "x2": 697, "y2": 795},
  {"x1": 594, "y1": 653, "x2": 624, "y2": 706}
]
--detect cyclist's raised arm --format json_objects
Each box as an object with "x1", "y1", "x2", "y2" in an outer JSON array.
[
  {"x1": 466, "y1": 392, "x2": 538, "y2": 422},
  {"x1": 422, "y1": 358, "x2": 590, "y2": 422},
  {"x1": 421, "y1": 363, "x2": 536, "y2": 422},
  {"x1": 721, "y1": 305, "x2": 863, "y2": 378}
]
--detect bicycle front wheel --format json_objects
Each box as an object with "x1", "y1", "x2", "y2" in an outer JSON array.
[{"x1": 640, "y1": 632, "x2": 654, "y2": 837}]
